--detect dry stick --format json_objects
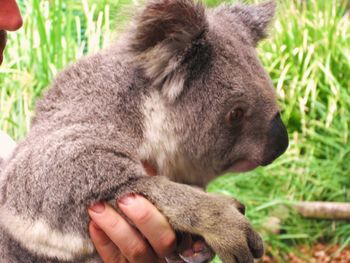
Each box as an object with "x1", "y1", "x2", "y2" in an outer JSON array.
[
  {"x1": 293, "y1": 202, "x2": 350, "y2": 220},
  {"x1": 262, "y1": 202, "x2": 350, "y2": 234}
]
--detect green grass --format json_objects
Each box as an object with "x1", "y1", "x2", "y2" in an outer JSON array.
[
  {"x1": 0, "y1": 0, "x2": 113, "y2": 138},
  {"x1": 1, "y1": 0, "x2": 349, "y2": 262}
]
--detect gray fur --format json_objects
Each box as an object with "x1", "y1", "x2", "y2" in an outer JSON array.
[{"x1": 0, "y1": 0, "x2": 287, "y2": 262}]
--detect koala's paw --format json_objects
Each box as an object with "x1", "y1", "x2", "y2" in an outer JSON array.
[
  {"x1": 166, "y1": 233, "x2": 214, "y2": 263},
  {"x1": 201, "y1": 195, "x2": 264, "y2": 263}
]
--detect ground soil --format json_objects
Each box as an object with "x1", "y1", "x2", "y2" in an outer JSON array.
[{"x1": 260, "y1": 244, "x2": 350, "y2": 263}]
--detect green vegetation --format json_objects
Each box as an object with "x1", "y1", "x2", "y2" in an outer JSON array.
[
  {"x1": 1, "y1": 0, "x2": 349, "y2": 262},
  {"x1": 0, "y1": 0, "x2": 112, "y2": 138}
]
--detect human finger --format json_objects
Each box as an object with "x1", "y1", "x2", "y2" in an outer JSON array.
[
  {"x1": 89, "y1": 220, "x2": 126, "y2": 263},
  {"x1": 118, "y1": 194, "x2": 176, "y2": 258},
  {"x1": 0, "y1": 0, "x2": 23, "y2": 31},
  {"x1": 88, "y1": 202, "x2": 157, "y2": 263}
]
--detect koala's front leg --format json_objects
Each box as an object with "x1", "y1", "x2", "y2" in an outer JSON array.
[{"x1": 125, "y1": 176, "x2": 264, "y2": 263}]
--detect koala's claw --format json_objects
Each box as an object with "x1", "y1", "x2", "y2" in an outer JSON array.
[
  {"x1": 198, "y1": 194, "x2": 264, "y2": 263},
  {"x1": 167, "y1": 196, "x2": 264, "y2": 263}
]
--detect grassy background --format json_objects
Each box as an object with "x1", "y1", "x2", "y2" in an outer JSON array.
[{"x1": 0, "y1": 0, "x2": 349, "y2": 262}]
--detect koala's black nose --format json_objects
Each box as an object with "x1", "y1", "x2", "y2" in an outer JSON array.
[{"x1": 262, "y1": 113, "x2": 289, "y2": 166}]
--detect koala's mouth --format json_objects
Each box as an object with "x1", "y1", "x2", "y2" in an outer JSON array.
[{"x1": 225, "y1": 159, "x2": 260, "y2": 173}]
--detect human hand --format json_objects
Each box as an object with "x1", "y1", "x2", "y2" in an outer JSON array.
[
  {"x1": 88, "y1": 194, "x2": 176, "y2": 263},
  {"x1": 0, "y1": 0, "x2": 23, "y2": 65}
]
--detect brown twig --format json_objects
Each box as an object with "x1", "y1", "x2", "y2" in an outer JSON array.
[{"x1": 293, "y1": 201, "x2": 350, "y2": 220}]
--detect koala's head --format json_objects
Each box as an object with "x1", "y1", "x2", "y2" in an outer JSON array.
[{"x1": 132, "y1": 0, "x2": 289, "y2": 186}]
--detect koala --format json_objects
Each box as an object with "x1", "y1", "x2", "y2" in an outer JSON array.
[{"x1": 0, "y1": 0, "x2": 288, "y2": 262}]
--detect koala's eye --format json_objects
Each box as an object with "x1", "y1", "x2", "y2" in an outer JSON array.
[{"x1": 225, "y1": 108, "x2": 244, "y2": 126}]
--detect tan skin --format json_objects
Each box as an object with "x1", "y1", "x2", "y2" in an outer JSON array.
[
  {"x1": 88, "y1": 196, "x2": 176, "y2": 263},
  {"x1": 0, "y1": 0, "x2": 23, "y2": 64},
  {"x1": 0, "y1": 1, "x2": 176, "y2": 261}
]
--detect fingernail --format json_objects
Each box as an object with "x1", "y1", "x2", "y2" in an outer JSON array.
[
  {"x1": 89, "y1": 202, "x2": 105, "y2": 213},
  {"x1": 118, "y1": 193, "x2": 136, "y2": 206}
]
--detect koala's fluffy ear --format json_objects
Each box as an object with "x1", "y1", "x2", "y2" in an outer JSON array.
[
  {"x1": 129, "y1": 0, "x2": 208, "y2": 101},
  {"x1": 230, "y1": 1, "x2": 276, "y2": 45}
]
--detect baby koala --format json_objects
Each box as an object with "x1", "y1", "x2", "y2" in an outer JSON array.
[{"x1": 0, "y1": 0, "x2": 288, "y2": 262}]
